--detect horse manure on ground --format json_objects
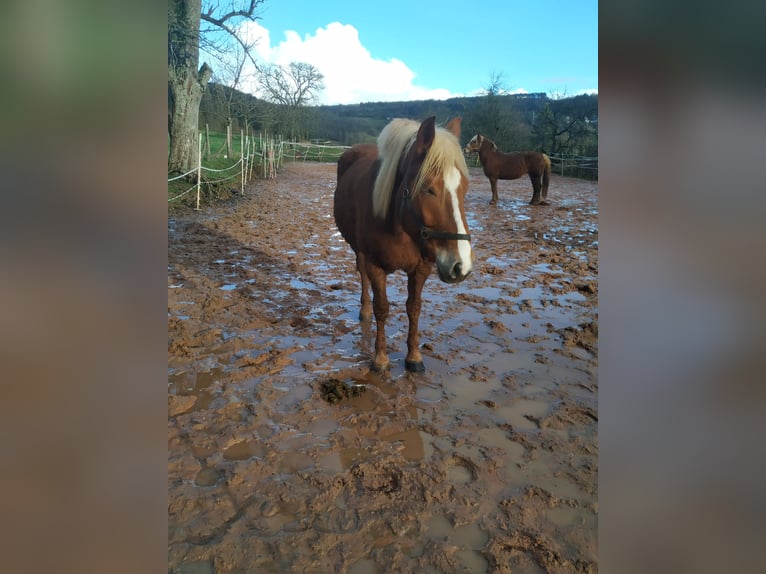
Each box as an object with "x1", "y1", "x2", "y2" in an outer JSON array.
[{"x1": 319, "y1": 378, "x2": 367, "y2": 403}]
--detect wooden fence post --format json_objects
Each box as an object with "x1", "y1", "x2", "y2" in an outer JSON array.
[
  {"x1": 248, "y1": 139, "x2": 255, "y2": 181},
  {"x1": 196, "y1": 136, "x2": 202, "y2": 210}
]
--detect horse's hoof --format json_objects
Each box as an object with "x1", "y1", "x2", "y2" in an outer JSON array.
[
  {"x1": 405, "y1": 360, "x2": 425, "y2": 373},
  {"x1": 371, "y1": 360, "x2": 390, "y2": 373}
]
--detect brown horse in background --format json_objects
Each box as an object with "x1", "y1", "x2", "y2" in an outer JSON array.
[
  {"x1": 334, "y1": 117, "x2": 473, "y2": 373},
  {"x1": 464, "y1": 134, "x2": 551, "y2": 205}
]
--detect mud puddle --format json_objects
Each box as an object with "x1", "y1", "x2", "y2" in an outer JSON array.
[{"x1": 169, "y1": 162, "x2": 598, "y2": 572}]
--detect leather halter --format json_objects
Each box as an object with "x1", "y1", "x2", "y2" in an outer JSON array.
[{"x1": 399, "y1": 186, "x2": 471, "y2": 243}]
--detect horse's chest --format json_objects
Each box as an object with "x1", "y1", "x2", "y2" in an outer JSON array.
[{"x1": 368, "y1": 234, "x2": 421, "y2": 274}]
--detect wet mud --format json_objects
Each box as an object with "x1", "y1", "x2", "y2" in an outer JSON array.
[{"x1": 168, "y1": 162, "x2": 598, "y2": 573}]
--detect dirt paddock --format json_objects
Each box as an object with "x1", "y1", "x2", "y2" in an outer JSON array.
[{"x1": 168, "y1": 161, "x2": 598, "y2": 573}]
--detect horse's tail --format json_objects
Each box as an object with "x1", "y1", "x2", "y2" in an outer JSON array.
[{"x1": 542, "y1": 152, "x2": 551, "y2": 195}]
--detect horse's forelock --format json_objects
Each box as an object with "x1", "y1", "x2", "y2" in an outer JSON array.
[
  {"x1": 373, "y1": 119, "x2": 468, "y2": 219},
  {"x1": 372, "y1": 119, "x2": 420, "y2": 219},
  {"x1": 412, "y1": 128, "x2": 468, "y2": 200}
]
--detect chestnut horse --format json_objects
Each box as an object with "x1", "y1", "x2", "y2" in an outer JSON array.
[
  {"x1": 464, "y1": 134, "x2": 551, "y2": 205},
  {"x1": 334, "y1": 117, "x2": 473, "y2": 373}
]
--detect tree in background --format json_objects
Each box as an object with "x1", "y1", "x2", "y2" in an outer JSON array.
[
  {"x1": 465, "y1": 71, "x2": 527, "y2": 151},
  {"x1": 257, "y1": 62, "x2": 325, "y2": 140},
  {"x1": 480, "y1": 71, "x2": 508, "y2": 138},
  {"x1": 531, "y1": 97, "x2": 595, "y2": 157},
  {"x1": 168, "y1": 0, "x2": 264, "y2": 173},
  {"x1": 207, "y1": 39, "x2": 259, "y2": 157}
]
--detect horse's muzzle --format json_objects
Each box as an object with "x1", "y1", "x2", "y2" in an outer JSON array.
[{"x1": 436, "y1": 255, "x2": 472, "y2": 284}]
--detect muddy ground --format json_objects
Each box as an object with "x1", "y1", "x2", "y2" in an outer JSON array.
[{"x1": 168, "y1": 161, "x2": 598, "y2": 573}]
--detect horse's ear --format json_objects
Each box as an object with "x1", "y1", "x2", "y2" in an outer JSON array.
[
  {"x1": 446, "y1": 116, "x2": 462, "y2": 138},
  {"x1": 414, "y1": 116, "x2": 436, "y2": 157}
]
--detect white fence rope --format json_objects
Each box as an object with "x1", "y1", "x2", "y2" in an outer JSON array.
[
  {"x1": 468, "y1": 151, "x2": 598, "y2": 175},
  {"x1": 547, "y1": 153, "x2": 599, "y2": 175},
  {"x1": 199, "y1": 158, "x2": 243, "y2": 173},
  {"x1": 167, "y1": 167, "x2": 197, "y2": 182},
  {"x1": 168, "y1": 138, "x2": 255, "y2": 206},
  {"x1": 201, "y1": 173, "x2": 241, "y2": 185},
  {"x1": 170, "y1": 133, "x2": 597, "y2": 207},
  {"x1": 167, "y1": 184, "x2": 198, "y2": 202}
]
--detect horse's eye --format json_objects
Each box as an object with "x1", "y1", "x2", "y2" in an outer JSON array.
[{"x1": 425, "y1": 188, "x2": 437, "y2": 196}]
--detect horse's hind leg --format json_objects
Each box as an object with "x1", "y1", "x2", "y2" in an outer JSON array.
[
  {"x1": 529, "y1": 173, "x2": 543, "y2": 205},
  {"x1": 365, "y1": 262, "x2": 390, "y2": 371},
  {"x1": 356, "y1": 252, "x2": 373, "y2": 322}
]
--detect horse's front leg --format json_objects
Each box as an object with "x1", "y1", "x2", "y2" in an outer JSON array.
[
  {"x1": 404, "y1": 264, "x2": 430, "y2": 373},
  {"x1": 489, "y1": 177, "x2": 499, "y2": 205},
  {"x1": 365, "y1": 262, "x2": 390, "y2": 371},
  {"x1": 356, "y1": 252, "x2": 373, "y2": 322}
]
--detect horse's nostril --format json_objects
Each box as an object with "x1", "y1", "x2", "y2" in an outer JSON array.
[{"x1": 453, "y1": 261, "x2": 462, "y2": 277}]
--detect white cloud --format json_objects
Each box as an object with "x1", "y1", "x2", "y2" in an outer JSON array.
[{"x1": 235, "y1": 21, "x2": 456, "y2": 105}]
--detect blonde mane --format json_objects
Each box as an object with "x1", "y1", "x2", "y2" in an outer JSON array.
[{"x1": 372, "y1": 119, "x2": 468, "y2": 219}]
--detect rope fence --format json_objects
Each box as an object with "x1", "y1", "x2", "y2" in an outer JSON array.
[
  {"x1": 547, "y1": 153, "x2": 599, "y2": 177},
  {"x1": 468, "y1": 151, "x2": 598, "y2": 179},
  {"x1": 167, "y1": 183, "x2": 198, "y2": 202},
  {"x1": 168, "y1": 131, "x2": 355, "y2": 209},
  {"x1": 169, "y1": 131, "x2": 598, "y2": 208}
]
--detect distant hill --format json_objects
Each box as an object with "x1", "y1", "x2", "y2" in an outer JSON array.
[{"x1": 199, "y1": 83, "x2": 597, "y2": 158}]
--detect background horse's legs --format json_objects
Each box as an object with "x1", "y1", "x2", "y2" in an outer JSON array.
[
  {"x1": 489, "y1": 176, "x2": 499, "y2": 205},
  {"x1": 356, "y1": 252, "x2": 373, "y2": 321},
  {"x1": 404, "y1": 265, "x2": 430, "y2": 372},
  {"x1": 529, "y1": 172, "x2": 543, "y2": 205},
  {"x1": 365, "y1": 262, "x2": 390, "y2": 371}
]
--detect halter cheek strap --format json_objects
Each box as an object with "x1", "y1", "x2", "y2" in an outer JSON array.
[{"x1": 400, "y1": 187, "x2": 471, "y2": 243}]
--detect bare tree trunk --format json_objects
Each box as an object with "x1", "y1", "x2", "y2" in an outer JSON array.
[
  {"x1": 168, "y1": 0, "x2": 212, "y2": 173},
  {"x1": 168, "y1": 64, "x2": 212, "y2": 172}
]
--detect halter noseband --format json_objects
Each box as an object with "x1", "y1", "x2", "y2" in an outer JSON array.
[{"x1": 400, "y1": 187, "x2": 471, "y2": 243}]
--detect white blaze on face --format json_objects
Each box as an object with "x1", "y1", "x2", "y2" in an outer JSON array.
[{"x1": 442, "y1": 166, "x2": 473, "y2": 275}]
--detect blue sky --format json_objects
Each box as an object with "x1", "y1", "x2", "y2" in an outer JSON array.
[{"x1": 216, "y1": 0, "x2": 598, "y2": 105}]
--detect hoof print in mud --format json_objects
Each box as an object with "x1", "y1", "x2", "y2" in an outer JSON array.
[
  {"x1": 351, "y1": 462, "x2": 402, "y2": 494},
  {"x1": 319, "y1": 378, "x2": 366, "y2": 403}
]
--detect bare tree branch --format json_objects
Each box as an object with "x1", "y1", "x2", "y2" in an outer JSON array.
[
  {"x1": 201, "y1": 0, "x2": 259, "y2": 26},
  {"x1": 257, "y1": 62, "x2": 325, "y2": 107}
]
